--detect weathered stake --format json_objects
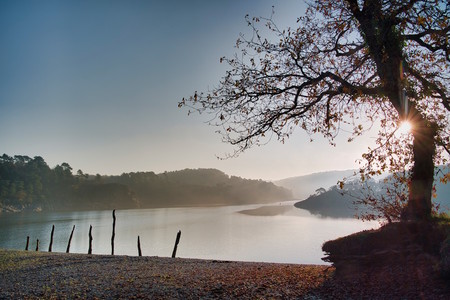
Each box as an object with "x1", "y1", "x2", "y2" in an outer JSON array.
[
  {"x1": 48, "y1": 225, "x2": 55, "y2": 252},
  {"x1": 111, "y1": 209, "x2": 116, "y2": 255},
  {"x1": 25, "y1": 236, "x2": 29, "y2": 251},
  {"x1": 137, "y1": 236, "x2": 142, "y2": 257},
  {"x1": 171, "y1": 230, "x2": 181, "y2": 258},
  {"x1": 88, "y1": 225, "x2": 93, "y2": 255},
  {"x1": 66, "y1": 225, "x2": 75, "y2": 253},
  {"x1": 35, "y1": 239, "x2": 39, "y2": 252}
]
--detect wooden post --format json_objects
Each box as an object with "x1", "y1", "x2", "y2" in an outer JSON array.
[
  {"x1": 88, "y1": 225, "x2": 93, "y2": 255},
  {"x1": 171, "y1": 230, "x2": 181, "y2": 258},
  {"x1": 35, "y1": 239, "x2": 39, "y2": 251},
  {"x1": 25, "y1": 236, "x2": 29, "y2": 251},
  {"x1": 66, "y1": 225, "x2": 75, "y2": 253},
  {"x1": 137, "y1": 236, "x2": 142, "y2": 257},
  {"x1": 111, "y1": 209, "x2": 116, "y2": 255},
  {"x1": 48, "y1": 225, "x2": 55, "y2": 252}
]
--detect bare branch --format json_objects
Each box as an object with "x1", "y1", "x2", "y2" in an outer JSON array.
[{"x1": 404, "y1": 26, "x2": 450, "y2": 59}]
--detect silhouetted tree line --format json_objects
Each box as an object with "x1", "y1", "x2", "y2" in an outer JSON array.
[
  {"x1": 0, "y1": 154, "x2": 292, "y2": 212},
  {"x1": 104, "y1": 168, "x2": 291, "y2": 208},
  {"x1": 294, "y1": 185, "x2": 360, "y2": 219},
  {"x1": 0, "y1": 154, "x2": 136, "y2": 212}
]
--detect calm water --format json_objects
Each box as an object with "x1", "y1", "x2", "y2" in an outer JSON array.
[{"x1": 0, "y1": 202, "x2": 378, "y2": 264}]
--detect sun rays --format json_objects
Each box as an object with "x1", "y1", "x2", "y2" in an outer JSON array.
[{"x1": 398, "y1": 120, "x2": 412, "y2": 135}]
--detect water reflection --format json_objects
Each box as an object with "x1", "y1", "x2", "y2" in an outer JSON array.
[{"x1": 0, "y1": 202, "x2": 378, "y2": 264}]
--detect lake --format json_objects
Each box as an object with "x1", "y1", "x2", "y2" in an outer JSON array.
[{"x1": 0, "y1": 201, "x2": 378, "y2": 264}]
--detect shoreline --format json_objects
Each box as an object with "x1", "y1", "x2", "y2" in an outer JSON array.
[
  {"x1": 1, "y1": 249, "x2": 331, "y2": 299},
  {"x1": 0, "y1": 200, "x2": 300, "y2": 214},
  {"x1": 1, "y1": 249, "x2": 448, "y2": 299}
]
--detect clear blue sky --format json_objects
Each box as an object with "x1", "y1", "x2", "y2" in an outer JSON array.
[{"x1": 0, "y1": 0, "x2": 377, "y2": 180}]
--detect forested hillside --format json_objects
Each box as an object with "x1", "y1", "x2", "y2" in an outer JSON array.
[
  {"x1": 294, "y1": 186, "x2": 359, "y2": 218},
  {"x1": 295, "y1": 168, "x2": 450, "y2": 219},
  {"x1": 0, "y1": 154, "x2": 291, "y2": 212},
  {"x1": 104, "y1": 169, "x2": 292, "y2": 207},
  {"x1": 0, "y1": 154, "x2": 137, "y2": 212}
]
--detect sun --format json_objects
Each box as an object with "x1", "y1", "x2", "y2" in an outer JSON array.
[{"x1": 397, "y1": 120, "x2": 412, "y2": 135}]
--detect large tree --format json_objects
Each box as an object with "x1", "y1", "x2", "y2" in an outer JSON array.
[{"x1": 180, "y1": 0, "x2": 449, "y2": 221}]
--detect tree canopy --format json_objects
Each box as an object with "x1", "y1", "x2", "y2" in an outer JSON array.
[{"x1": 180, "y1": 0, "x2": 449, "y2": 221}]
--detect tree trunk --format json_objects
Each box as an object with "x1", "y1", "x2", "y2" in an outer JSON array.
[
  {"x1": 402, "y1": 111, "x2": 437, "y2": 221},
  {"x1": 354, "y1": 0, "x2": 439, "y2": 222}
]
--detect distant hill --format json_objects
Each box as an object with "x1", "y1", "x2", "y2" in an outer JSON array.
[
  {"x1": 0, "y1": 154, "x2": 292, "y2": 212},
  {"x1": 274, "y1": 169, "x2": 356, "y2": 200},
  {"x1": 290, "y1": 167, "x2": 450, "y2": 219},
  {"x1": 294, "y1": 187, "x2": 359, "y2": 218},
  {"x1": 104, "y1": 168, "x2": 293, "y2": 208}
]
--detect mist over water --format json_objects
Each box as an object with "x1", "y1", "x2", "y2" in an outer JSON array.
[{"x1": 0, "y1": 202, "x2": 378, "y2": 264}]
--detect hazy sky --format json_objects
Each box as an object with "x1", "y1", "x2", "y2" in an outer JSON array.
[{"x1": 0, "y1": 0, "x2": 378, "y2": 181}]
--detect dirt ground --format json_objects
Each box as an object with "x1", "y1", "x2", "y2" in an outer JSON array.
[{"x1": 0, "y1": 250, "x2": 448, "y2": 299}]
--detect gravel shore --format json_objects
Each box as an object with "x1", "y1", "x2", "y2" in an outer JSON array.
[{"x1": 0, "y1": 249, "x2": 448, "y2": 299}]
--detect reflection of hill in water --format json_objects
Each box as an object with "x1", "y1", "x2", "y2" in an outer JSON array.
[{"x1": 238, "y1": 205, "x2": 291, "y2": 216}]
